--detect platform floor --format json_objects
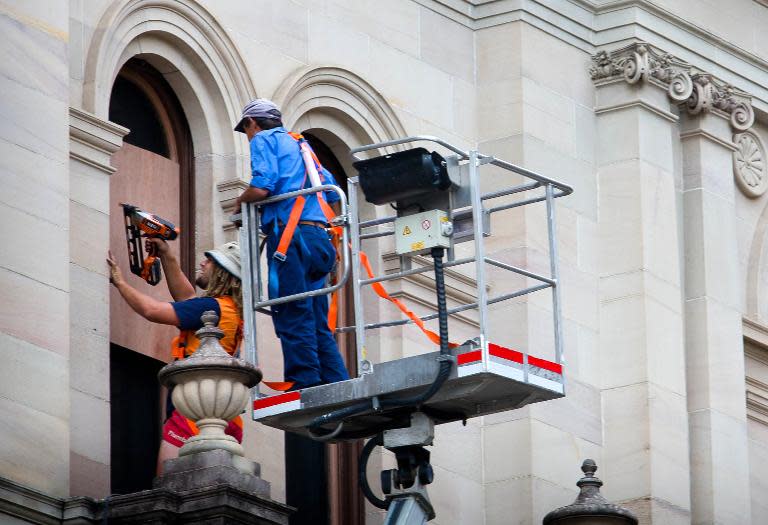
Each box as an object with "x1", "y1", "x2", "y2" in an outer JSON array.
[{"x1": 252, "y1": 342, "x2": 565, "y2": 441}]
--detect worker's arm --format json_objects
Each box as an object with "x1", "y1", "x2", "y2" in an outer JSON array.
[
  {"x1": 233, "y1": 186, "x2": 270, "y2": 210},
  {"x1": 147, "y1": 239, "x2": 195, "y2": 301},
  {"x1": 234, "y1": 134, "x2": 277, "y2": 212},
  {"x1": 107, "y1": 251, "x2": 180, "y2": 326}
]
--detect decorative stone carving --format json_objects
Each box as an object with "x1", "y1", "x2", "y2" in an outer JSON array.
[
  {"x1": 69, "y1": 107, "x2": 129, "y2": 174},
  {"x1": 590, "y1": 42, "x2": 754, "y2": 131},
  {"x1": 158, "y1": 311, "x2": 262, "y2": 457},
  {"x1": 543, "y1": 459, "x2": 638, "y2": 524},
  {"x1": 734, "y1": 131, "x2": 767, "y2": 198},
  {"x1": 589, "y1": 43, "x2": 693, "y2": 102},
  {"x1": 688, "y1": 73, "x2": 755, "y2": 130}
]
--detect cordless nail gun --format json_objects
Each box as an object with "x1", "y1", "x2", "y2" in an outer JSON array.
[{"x1": 121, "y1": 203, "x2": 180, "y2": 286}]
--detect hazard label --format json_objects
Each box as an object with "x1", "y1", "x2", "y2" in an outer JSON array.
[
  {"x1": 403, "y1": 225, "x2": 412, "y2": 235},
  {"x1": 421, "y1": 219, "x2": 431, "y2": 230}
]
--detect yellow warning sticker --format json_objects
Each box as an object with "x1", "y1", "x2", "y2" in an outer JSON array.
[
  {"x1": 403, "y1": 226, "x2": 412, "y2": 235},
  {"x1": 411, "y1": 241, "x2": 425, "y2": 251}
]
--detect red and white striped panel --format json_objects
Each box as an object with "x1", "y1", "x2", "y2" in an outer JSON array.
[
  {"x1": 526, "y1": 355, "x2": 564, "y2": 394},
  {"x1": 253, "y1": 391, "x2": 301, "y2": 419},
  {"x1": 456, "y1": 342, "x2": 563, "y2": 393},
  {"x1": 456, "y1": 349, "x2": 484, "y2": 377},
  {"x1": 487, "y1": 343, "x2": 525, "y2": 382}
]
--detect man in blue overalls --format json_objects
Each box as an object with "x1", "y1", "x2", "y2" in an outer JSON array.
[{"x1": 233, "y1": 99, "x2": 349, "y2": 390}]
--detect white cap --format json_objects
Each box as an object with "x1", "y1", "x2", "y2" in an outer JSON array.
[{"x1": 205, "y1": 241, "x2": 241, "y2": 280}]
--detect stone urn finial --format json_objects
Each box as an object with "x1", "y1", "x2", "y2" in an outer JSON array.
[
  {"x1": 158, "y1": 311, "x2": 262, "y2": 457},
  {"x1": 542, "y1": 460, "x2": 638, "y2": 524}
]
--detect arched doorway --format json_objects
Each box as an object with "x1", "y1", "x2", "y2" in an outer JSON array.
[{"x1": 107, "y1": 57, "x2": 193, "y2": 493}]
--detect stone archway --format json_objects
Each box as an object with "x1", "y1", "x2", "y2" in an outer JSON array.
[
  {"x1": 83, "y1": 0, "x2": 257, "y2": 251},
  {"x1": 276, "y1": 66, "x2": 407, "y2": 149},
  {"x1": 76, "y1": 0, "x2": 262, "y2": 499}
]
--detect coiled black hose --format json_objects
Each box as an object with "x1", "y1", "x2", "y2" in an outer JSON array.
[
  {"x1": 358, "y1": 434, "x2": 388, "y2": 509},
  {"x1": 432, "y1": 247, "x2": 450, "y2": 356}
]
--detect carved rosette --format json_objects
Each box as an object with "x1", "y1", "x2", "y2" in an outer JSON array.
[
  {"x1": 734, "y1": 131, "x2": 767, "y2": 198},
  {"x1": 590, "y1": 42, "x2": 754, "y2": 132}
]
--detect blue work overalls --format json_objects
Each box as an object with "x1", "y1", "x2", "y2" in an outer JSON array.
[{"x1": 266, "y1": 220, "x2": 349, "y2": 389}]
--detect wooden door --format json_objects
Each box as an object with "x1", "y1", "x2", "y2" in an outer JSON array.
[{"x1": 107, "y1": 58, "x2": 193, "y2": 362}]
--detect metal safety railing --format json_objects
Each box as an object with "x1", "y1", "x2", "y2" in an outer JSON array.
[
  {"x1": 238, "y1": 184, "x2": 350, "y2": 375},
  {"x1": 237, "y1": 135, "x2": 572, "y2": 398},
  {"x1": 343, "y1": 137, "x2": 572, "y2": 377}
]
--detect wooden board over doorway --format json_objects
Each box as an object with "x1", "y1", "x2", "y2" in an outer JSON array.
[{"x1": 109, "y1": 143, "x2": 183, "y2": 362}]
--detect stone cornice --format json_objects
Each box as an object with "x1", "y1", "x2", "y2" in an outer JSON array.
[
  {"x1": 419, "y1": 1, "x2": 768, "y2": 110},
  {"x1": 0, "y1": 475, "x2": 98, "y2": 522},
  {"x1": 590, "y1": 42, "x2": 755, "y2": 131},
  {"x1": 743, "y1": 317, "x2": 768, "y2": 351},
  {"x1": 69, "y1": 107, "x2": 128, "y2": 174},
  {"x1": 747, "y1": 376, "x2": 768, "y2": 426},
  {"x1": 381, "y1": 251, "x2": 482, "y2": 328},
  {"x1": 217, "y1": 178, "x2": 250, "y2": 232}
]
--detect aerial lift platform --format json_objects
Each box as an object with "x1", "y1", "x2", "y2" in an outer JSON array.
[{"x1": 236, "y1": 136, "x2": 572, "y2": 523}]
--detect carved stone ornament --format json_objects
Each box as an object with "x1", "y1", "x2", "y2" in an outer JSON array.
[
  {"x1": 543, "y1": 459, "x2": 638, "y2": 524},
  {"x1": 590, "y1": 42, "x2": 754, "y2": 131},
  {"x1": 158, "y1": 311, "x2": 262, "y2": 457},
  {"x1": 734, "y1": 131, "x2": 768, "y2": 198}
]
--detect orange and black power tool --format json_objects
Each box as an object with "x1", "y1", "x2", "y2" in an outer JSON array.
[{"x1": 121, "y1": 203, "x2": 180, "y2": 286}]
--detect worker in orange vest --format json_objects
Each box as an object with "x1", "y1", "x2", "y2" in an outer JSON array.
[{"x1": 107, "y1": 240, "x2": 244, "y2": 473}]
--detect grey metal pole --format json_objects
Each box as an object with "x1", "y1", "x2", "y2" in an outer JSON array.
[
  {"x1": 383, "y1": 497, "x2": 430, "y2": 525},
  {"x1": 545, "y1": 184, "x2": 564, "y2": 367},
  {"x1": 468, "y1": 150, "x2": 489, "y2": 358},
  {"x1": 254, "y1": 201, "x2": 263, "y2": 303},
  {"x1": 348, "y1": 178, "x2": 370, "y2": 376},
  {"x1": 240, "y1": 201, "x2": 260, "y2": 400}
]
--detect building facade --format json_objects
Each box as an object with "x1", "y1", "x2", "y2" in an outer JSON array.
[{"x1": 2, "y1": 0, "x2": 768, "y2": 523}]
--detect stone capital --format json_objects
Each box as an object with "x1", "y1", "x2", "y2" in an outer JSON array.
[
  {"x1": 69, "y1": 107, "x2": 129, "y2": 174},
  {"x1": 591, "y1": 42, "x2": 755, "y2": 132},
  {"x1": 217, "y1": 178, "x2": 250, "y2": 232}
]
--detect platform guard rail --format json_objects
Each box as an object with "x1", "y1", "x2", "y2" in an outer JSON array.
[{"x1": 236, "y1": 136, "x2": 573, "y2": 410}]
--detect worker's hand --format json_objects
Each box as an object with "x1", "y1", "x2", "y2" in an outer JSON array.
[
  {"x1": 106, "y1": 250, "x2": 124, "y2": 287},
  {"x1": 147, "y1": 238, "x2": 170, "y2": 257}
]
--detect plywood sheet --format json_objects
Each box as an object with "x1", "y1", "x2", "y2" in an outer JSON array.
[{"x1": 109, "y1": 143, "x2": 184, "y2": 363}]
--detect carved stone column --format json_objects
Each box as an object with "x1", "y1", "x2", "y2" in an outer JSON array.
[
  {"x1": 592, "y1": 41, "x2": 759, "y2": 524},
  {"x1": 591, "y1": 42, "x2": 691, "y2": 524},
  {"x1": 680, "y1": 81, "x2": 753, "y2": 524}
]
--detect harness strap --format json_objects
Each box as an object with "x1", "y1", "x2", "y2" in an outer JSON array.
[
  {"x1": 272, "y1": 132, "x2": 322, "y2": 263},
  {"x1": 359, "y1": 250, "x2": 458, "y2": 349},
  {"x1": 273, "y1": 195, "x2": 306, "y2": 261}
]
